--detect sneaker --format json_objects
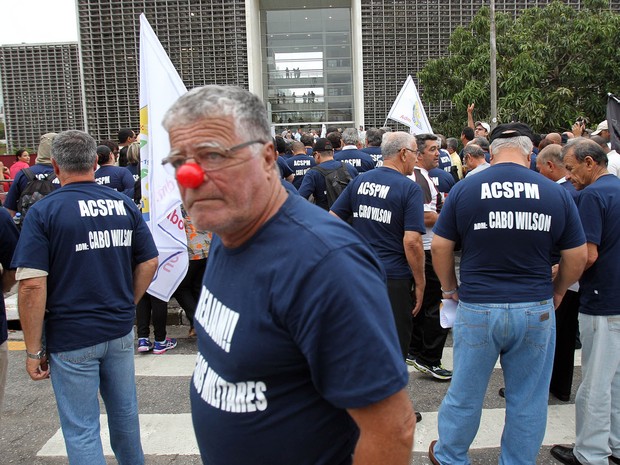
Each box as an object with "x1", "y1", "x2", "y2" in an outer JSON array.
[
  {"x1": 137, "y1": 338, "x2": 153, "y2": 353},
  {"x1": 153, "y1": 337, "x2": 177, "y2": 354},
  {"x1": 412, "y1": 359, "x2": 452, "y2": 381},
  {"x1": 405, "y1": 353, "x2": 417, "y2": 366}
]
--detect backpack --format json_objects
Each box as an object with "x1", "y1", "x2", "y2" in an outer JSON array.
[
  {"x1": 312, "y1": 162, "x2": 353, "y2": 209},
  {"x1": 16, "y1": 168, "x2": 57, "y2": 222}
]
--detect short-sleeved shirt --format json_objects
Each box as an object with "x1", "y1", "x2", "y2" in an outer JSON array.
[
  {"x1": 11, "y1": 182, "x2": 158, "y2": 352},
  {"x1": 334, "y1": 148, "x2": 376, "y2": 172},
  {"x1": 331, "y1": 167, "x2": 425, "y2": 279},
  {"x1": 286, "y1": 154, "x2": 316, "y2": 189},
  {"x1": 276, "y1": 156, "x2": 294, "y2": 179},
  {"x1": 3, "y1": 164, "x2": 61, "y2": 211},
  {"x1": 361, "y1": 146, "x2": 383, "y2": 166},
  {"x1": 191, "y1": 194, "x2": 408, "y2": 465},
  {"x1": 429, "y1": 167, "x2": 456, "y2": 195},
  {"x1": 438, "y1": 149, "x2": 453, "y2": 172},
  {"x1": 576, "y1": 174, "x2": 620, "y2": 315},
  {"x1": 433, "y1": 163, "x2": 585, "y2": 303},
  {"x1": 0, "y1": 208, "x2": 19, "y2": 345},
  {"x1": 95, "y1": 165, "x2": 135, "y2": 198},
  {"x1": 298, "y1": 159, "x2": 359, "y2": 210}
]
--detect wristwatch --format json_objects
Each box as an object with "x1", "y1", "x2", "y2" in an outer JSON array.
[{"x1": 26, "y1": 349, "x2": 45, "y2": 360}]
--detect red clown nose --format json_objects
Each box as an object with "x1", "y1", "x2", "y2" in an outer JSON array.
[{"x1": 176, "y1": 163, "x2": 204, "y2": 189}]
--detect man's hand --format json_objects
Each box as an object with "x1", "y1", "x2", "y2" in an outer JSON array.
[
  {"x1": 412, "y1": 285, "x2": 424, "y2": 316},
  {"x1": 26, "y1": 355, "x2": 50, "y2": 381},
  {"x1": 467, "y1": 103, "x2": 475, "y2": 114}
]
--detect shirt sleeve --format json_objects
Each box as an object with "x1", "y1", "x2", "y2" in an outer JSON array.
[
  {"x1": 576, "y1": 188, "x2": 603, "y2": 246},
  {"x1": 11, "y1": 206, "x2": 50, "y2": 272},
  {"x1": 404, "y1": 184, "x2": 426, "y2": 233}
]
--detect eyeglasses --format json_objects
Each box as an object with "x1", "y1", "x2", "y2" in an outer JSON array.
[
  {"x1": 402, "y1": 147, "x2": 417, "y2": 155},
  {"x1": 162, "y1": 139, "x2": 267, "y2": 173}
]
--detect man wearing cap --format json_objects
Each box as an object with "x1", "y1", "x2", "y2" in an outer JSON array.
[
  {"x1": 466, "y1": 103, "x2": 491, "y2": 139},
  {"x1": 298, "y1": 138, "x2": 358, "y2": 210},
  {"x1": 163, "y1": 85, "x2": 416, "y2": 465},
  {"x1": 427, "y1": 123, "x2": 587, "y2": 465},
  {"x1": 591, "y1": 120, "x2": 609, "y2": 142},
  {"x1": 550, "y1": 138, "x2": 620, "y2": 465},
  {"x1": 3, "y1": 133, "x2": 61, "y2": 217}
]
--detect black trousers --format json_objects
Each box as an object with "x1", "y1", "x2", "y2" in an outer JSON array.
[
  {"x1": 387, "y1": 278, "x2": 415, "y2": 360},
  {"x1": 173, "y1": 258, "x2": 207, "y2": 328},
  {"x1": 136, "y1": 294, "x2": 168, "y2": 341},
  {"x1": 409, "y1": 250, "x2": 449, "y2": 366},
  {"x1": 550, "y1": 289, "x2": 580, "y2": 399}
]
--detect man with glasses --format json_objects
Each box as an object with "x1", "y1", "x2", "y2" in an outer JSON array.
[
  {"x1": 330, "y1": 132, "x2": 426, "y2": 359},
  {"x1": 162, "y1": 85, "x2": 416, "y2": 465}
]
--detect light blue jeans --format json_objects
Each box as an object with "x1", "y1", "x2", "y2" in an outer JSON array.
[
  {"x1": 574, "y1": 313, "x2": 620, "y2": 465},
  {"x1": 49, "y1": 329, "x2": 144, "y2": 465},
  {"x1": 434, "y1": 299, "x2": 555, "y2": 465}
]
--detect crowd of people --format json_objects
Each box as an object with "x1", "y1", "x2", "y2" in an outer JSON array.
[{"x1": 0, "y1": 87, "x2": 618, "y2": 465}]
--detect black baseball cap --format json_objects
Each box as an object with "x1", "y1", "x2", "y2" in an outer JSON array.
[
  {"x1": 313, "y1": 138, "x2": 333, "y2": 153},
  {"x1": 489, "y1": 122, "x2": 534, "y2": 142}
]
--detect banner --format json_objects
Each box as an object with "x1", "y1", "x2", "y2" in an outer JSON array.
[
  {"x1": 139, "y1": 13, "x2": 188, "y2": 301},
  {"x1": 607, "y1": 93, "x2": 620, "y2": 152},
  {"x1": 386, "y1": 75, "x2": 433, "y2": 135}
]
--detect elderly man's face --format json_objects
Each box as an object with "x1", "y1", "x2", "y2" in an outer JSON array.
[
  {"x1": 563, "y1": 151, "x2": 590, "y2": 190},
  {"x1": 168, "y1": 117, "x2": 273, "y2": 234}
]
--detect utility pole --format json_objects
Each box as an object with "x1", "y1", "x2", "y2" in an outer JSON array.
[{"x1": 490, "y1": 0, "x2": 498, "y2": 129}]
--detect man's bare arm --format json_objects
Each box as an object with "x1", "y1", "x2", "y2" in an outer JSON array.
[
  {"x1": 431, "y1": 234, "x2": 459, "y2": 301},
  {"x1": 133, "y1": 257, "x2": 158, "y2": 304},
  {"x1": 553, "y1": 243, "x2": 588, "y2": 308},
  {"x1": 18, "y1": 276, "x2": 50, "y2": 380},
  {"x1": 403, "y1": 231, "x2": 425, "y2": 316},
  {"x1": 467, "y1": 103, "x2": 475, "y2": 129},
  {"x1": 347, "y1": 389, "x2": 415, "y2": 465}
]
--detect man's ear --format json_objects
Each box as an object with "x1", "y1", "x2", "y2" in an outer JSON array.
[{"x1": 51, "y1": 159, "x2": 62, "y2": 177}]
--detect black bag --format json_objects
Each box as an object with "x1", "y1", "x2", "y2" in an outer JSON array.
[
  {"x1": 312, "y1": 162, "x2": 353, "y2": 209},
  {"x1": 16, "y1": 168, "x2": 57, "y2": 223}
]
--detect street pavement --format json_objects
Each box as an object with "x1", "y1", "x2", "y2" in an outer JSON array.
[{"x1": 1, "y1": 318, "x2": 581, "y2": 465}]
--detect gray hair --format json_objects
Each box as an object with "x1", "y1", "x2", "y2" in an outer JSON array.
[
  {"x1": 52, "y1": 130, "x2": 97, "y2": 173},
  {"x1": 162, "y1": 85, "x2": 271, "y2": 148},
  {"x1": 537, "y1": 144, "x2": 563, "y2": 167},
  {"x1": 381, "y1": 132, "x2": 415, "y2": 160},
  {"x1": 462, "y1": 144, "x2": 485, "y2": 159},
  {"x1": 446, "y1": 137, "x2": 459, "y2": 151},
  {"x1": 472, "y1": 136, "x2": 490, "y2": 151},
  {"x1": 342, "y1": 127, "x2": 359, "y2": 145},
  {"x1": 366, "y1": 128, "x2": 383, "y2": 146},
  {"x1": 561, "y1": 138, "x2": 608, "y2": 166},
  {"x1": 490, "y1": 136, "x2": 533, "y2": 158}
]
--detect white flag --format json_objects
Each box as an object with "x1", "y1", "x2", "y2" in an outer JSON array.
[
  {"x1": 320, "y1": 123, "x2": 327, "y2": 138},
  {"x1": 139, "y1": 14, "x2": 188, "y2": 301},
  {"x1": 386, "y1": 75, "x2": 433, "y2": 135}
]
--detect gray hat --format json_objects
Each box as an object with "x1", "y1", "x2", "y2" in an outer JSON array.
[{"x1": 35, "y1": 132, "x2": 58, "y2": 165}]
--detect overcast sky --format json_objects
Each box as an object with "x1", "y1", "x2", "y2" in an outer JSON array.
[{"x1": 0, "y1": 0, "x2": 78, "y2": 45}]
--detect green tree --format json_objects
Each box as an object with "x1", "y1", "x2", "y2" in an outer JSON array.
[{"x1": 419, "y1": 0, "x2": 620, "y2": 136}]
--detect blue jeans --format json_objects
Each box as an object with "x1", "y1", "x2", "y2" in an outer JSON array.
[
  {"x1": 49, "y1": 329, "x2": 144, "y2": 465},
  {"x1": 434, "y1": 300, "x2": 555, "y2": 465},
  {"x1": 574, "y1": 313, "x2": 620, "y2": 465}
]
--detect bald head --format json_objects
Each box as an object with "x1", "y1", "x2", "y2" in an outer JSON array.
[
  {"x1": 290, "y1": 140, "x2": 306, "y2": 155},
  {"x1": 546, "y1": 133, "x2": 562, "y2": 145}
]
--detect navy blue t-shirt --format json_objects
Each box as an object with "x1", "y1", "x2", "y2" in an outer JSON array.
[
  {"x1": 286, "y1": 154, "x2": 317, "y2": 189},
  {"x1": 335, "y1": 149, "x2": 376, "y2": 173},
  {"x1": 438, "y1": 149, "x2": 452, "y2": 172},
  {"x1": 298, "y1": 159, "x2": 359, "y2": 210},
  {"x1": 125, "y1": 163, "x2": 140, "y2": 182},
  {"x1": 276, "y1": 156, "x2": 294, "y2": 179},
  {"x1": 433, "y1": 163, "x2": 585, "y2": 303},
  {"x1": 429, "y1": 167, "x2": 456, "y2": 194},
  {"x1": 12, "y1": 182, "x2": 158, "y2": 352},
  {"x1": 190, "y1": 194, "x2": 407, "y2": 465},
  {"x1": 361, "y1": 146, "x2": 384, "y2": 166},
  {"x1": 95, "y1": 165, "x2": 135, "y2": 199},
  {"x1": 0, "y1": 208, "x2": 19, "y2": 345},
  {"x1": 576, "y1": 174, "x2": 620, "y2": 315},
  {"x1": 331, "y1": 167, "x2": 425, "y2": 279},
  {"x1": 3, "y1": 164, "x2": 61, "y2": 211}
]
